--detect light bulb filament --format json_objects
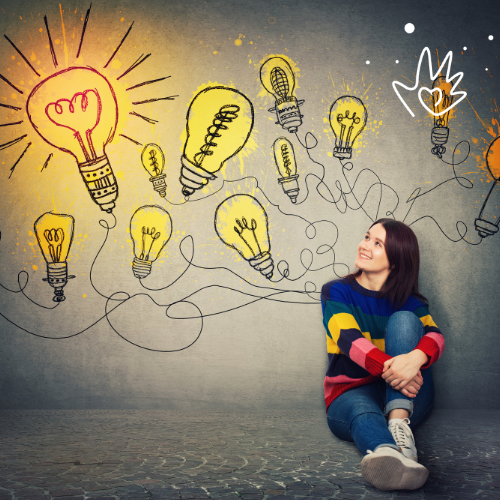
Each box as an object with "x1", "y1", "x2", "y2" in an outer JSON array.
[
  {"x1": 280, "y1": 143, "x2": 293, "y2": 176},
  {"x1": 337, "y1": 110, "x2": 361, "y2": 146},
  {"x1": 141, "y1": 226, "x2": 161, "y2": 260},
  {"x1": 193, "y1": 104, "x2": 240, "y2": 168},
  {"x1": 43, "y1": 228, "x2": 65, "y2": 262},
  {"x1": 147, "y1": 149, "x2": 161, "y2": 176},
  {"x1": 270, "y1": 67, "x2": 289, "y2": 99},
  {"x1": 45, "y1": 89, "x2": 102, "y2": 162},
  {"x1": 234, "y1": 217, "x2": 261, "y2": 257}
]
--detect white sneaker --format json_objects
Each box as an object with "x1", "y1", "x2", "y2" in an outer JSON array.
[
  {"x1": 388, "y1": 418, "x2": 418, "y2": 462},
  {"x1": 361, "y1": 446, "x2": 429, "y2": 491}
]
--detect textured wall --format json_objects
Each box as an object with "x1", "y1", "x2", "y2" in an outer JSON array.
[{"x1": 0, "y1": 0, "x2": 499, "y2": 410}]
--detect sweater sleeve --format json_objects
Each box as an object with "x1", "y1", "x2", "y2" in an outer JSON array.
[
  {"x1": 412, "y1": 305, "x2": 445, "y2": 368},
  {"x1": 323, "y1": 288, "x2": 391, "y2": 377}
]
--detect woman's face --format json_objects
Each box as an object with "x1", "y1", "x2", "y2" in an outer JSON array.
[{"x1": 355, "y1": 223, "x2": 391, "y2": 277}]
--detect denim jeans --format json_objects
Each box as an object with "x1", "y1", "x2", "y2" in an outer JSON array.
[{"x1": 326, "y1": 311, "x2": 435, "y2": 455}]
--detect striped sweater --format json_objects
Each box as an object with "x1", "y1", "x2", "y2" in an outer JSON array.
[{"x1": 321, "y1": 278, "x2": 445, "y2": 410}]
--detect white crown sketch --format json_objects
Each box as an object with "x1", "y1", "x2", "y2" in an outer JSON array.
[{"x1": 392, "y1": 47, "x2": 467, "y2": 117}]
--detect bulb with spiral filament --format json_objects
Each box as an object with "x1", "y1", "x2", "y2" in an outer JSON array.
[
  {"x1": 180, "y1": 86, "x2": 254, "y2": 198},
  {"x1": 214, "y1": 194, "x2": 274, "y2": 279},
  {"x1": 273, "y1": 137, "x2": 299, "y2": 203},
  {"x1": 430, "y1": 76, "x2": 455, "y2": 158},
  {"x1": 34, "y1": 212, "x2": 76, "y2": 302},
  {"x1": 141, "y1": 143, "x2": 167, "y2": 198},
  {"x1": 260, "y1": 56, "x2": 304, "y2": 133},
  {"x1": 130, "y1": 205, "x2": 173, "y2": 279}
]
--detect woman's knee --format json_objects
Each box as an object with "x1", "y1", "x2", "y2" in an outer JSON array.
[{"x1": 385, "y1": 311, "x2": 424, "y2": 351}]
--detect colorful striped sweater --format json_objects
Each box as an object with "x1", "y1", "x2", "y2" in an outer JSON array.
[{"x1": 321, "y1": 278, "x2": 445, "y2": 410}]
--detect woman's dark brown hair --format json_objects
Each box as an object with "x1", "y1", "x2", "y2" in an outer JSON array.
[{"x1": 345, "y1": 218, "x2": 428, "y2": 308}]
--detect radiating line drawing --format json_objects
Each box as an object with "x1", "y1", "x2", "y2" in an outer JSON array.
[
  {"x1": 430, "y1": 76, "x2": 454, "y2": 158},
  {"x1": 41, "y1": 153, "x2": 53, "y2": 172},
  {"x1": 43, "y1": 15, "x2": 58, "y2": 67},
  {"x1": 129, "y1": 111, "x2": 158, "y2": 125},
  {"x1": 126, "y1": 76, "x2": 170, "y2": 92},
  {"x1": 392, "y1": 47, "x2": 466, "y2": 118},
  {"x1": 117, "y1": 54, "x2": 151, "y2": 81},
  {"x1": 4, "y1": 35, "x2": 41, "y2": 77},
  {"x1": 0, "y1": 135, "x2": 27, "y2": 151},
  {"x1": 104, "y1": 22, "x2": 135, "y2": 69},
  {"x1": 0, "y1": 73, "x2": 24, "y2": 94},
  {"x1": 273, "y1": 137, "x2": 300, "y2": 203},
  {"x1": 141, "y1": 143, "x2": 167, "y2": 198},
  {"x1": 260, "y1": 56, "x2": 304, "y2": 133},
  {"x1": 76, "y1": 4, "x2": 92, "y2": 59},
  {"x1": 27, "y1": 67, "x2": 119, "y2": 213},
  {"x1": 34, "y1": 212, "x2": 75, "y2": 302},
  {"x1": 180, "y1": 86, "x2": 254, "y2": 198},
  {"x1": 120, "y1": 134, "x2": 142, "y2": 146},
  {"x1": 130, "y1": 205, "x2": 173, "y2": 279},
  {"x1": 0, "y1": 121, "x2": 23, "y2": 127},
  {"x1": 0, "y1": 103, "x2": 22, "y2": 111},
  {"x1": 215, "y1": 194, "x2": 274, "y2": 279},
  {"x1": 475, "y1": 136, "x2": 500, "y2": 238},
  {"x1": 329, "y1": 96, "x2": 367, "y2": 160},
  {"x1": 9, "y1": 142, "x2": 31, "y2": 179}
]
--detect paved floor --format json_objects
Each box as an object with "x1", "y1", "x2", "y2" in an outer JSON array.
[{"x1": 0, "y1": 410, "x2": 499, "y2": 500}]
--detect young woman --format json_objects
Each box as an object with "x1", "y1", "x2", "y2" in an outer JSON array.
[{"x1": 321, "y1": 219, "x2": 444, "y2": 491}]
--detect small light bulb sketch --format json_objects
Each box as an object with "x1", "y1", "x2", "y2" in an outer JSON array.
[
  {"x1": 430, "y1": 76, "x2": 455, "y2": 158},
  {"x1": 273, "y1": 137, "x2": 300, "y2": 203},
  {"x1": 141, "y1": 143, "x2": 167, "y2": 198},
  {"x1": 260, "y1": 56, "x2": 304, "y2": 133},
  {"x1": 130, "y1": 205, "x2": 173, "y2": 279},
  {"x1": 329, "y1": 96, "x2": 367, "y2": 160},
  {"x1": 475, "y1": 136, "x2": 500, "y2": 238},
  {"x1": 180, "y1": 86, "x2": 254, "y2": 198},
  {"x1": 214, "y1": 194, "x2": 274, "y2": 279},
  {"x1": 34, "y1": 212, "x2": 76, "y2": 302},
  {"x1": 27, "y1": 67, "x2": 120, "y2": 213}
]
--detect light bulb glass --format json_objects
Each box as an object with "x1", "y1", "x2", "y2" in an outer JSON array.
[
  {"x1": 27, "y1": 67, "x2": 119, "y2": 213},
  {"x1": 432, "y1": 76, "x2": 455, "y2": 128},
  {"x1": 34, "y1": 212, "x2": 75, "y2": 302},
  {"x1": 214, "y1": 194, "x2": 273, "y2": 279},
  {"x1": 141, "y1": 143, "x2": 167, "y2": 198},
  {"x1": 260, "y1": 56, "x2": 303, "y2": 133},
  {"x1": 273, "y1": 137, "x2": 299, "y2": 203},
  {"x1": 130, "y1": 205, "x2": 173, "y2": 279},
  {"x1": 329, "y1": 96, "x2": 367, "y2": 159},
  {"x1": 181, "y1": 86, "x2": 254, "y2": 197}
]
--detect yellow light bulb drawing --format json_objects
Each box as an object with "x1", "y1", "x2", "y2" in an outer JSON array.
[
  {"x1": 260, "y1": 56, "x2": 304, "y2": 133},
  {"x1": 430, "y1": 76, "x2": 455, "y2": 158},
  {"x1": 34, "y1": 212, "x2": 75, "y2": 302},
  {"x1": 475, "y1": 136, "x2": 500, "y2": 238},
  {"x1": 329, "y1": 96, "x2": 368, "y2": 160},
  {"x1": 180, "y1": 86, "x2": 254, "y2": 198},
  {"x1": 130, "y1": 205, "x2": 173, "y2": 279},
  {"x1": 141, "y1": 143, "x2": 167, "y2": 198},
  {"x1": 27, "y1": 67, "x2": 119, "y2": 213},
  {"x1": 273, "y1": 137, "x2": 299, "y2": 203},
  {"x1": 215, "y1": 194, "x2": 274, "y2": 279}
]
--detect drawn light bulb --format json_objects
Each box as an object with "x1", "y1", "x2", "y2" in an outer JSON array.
[
  {"x1": 214, "y1": 194, "x2": 274, "y2": 279},
  {"x1": 260, "y1": 56, "x2": 304, "y2": 133},
  {"x1": 130, "y1": 205, "x2": 173, "y2": 279},
  {"x1": 141, "y1": 143, "x2": 167, "y2": 198},
  {"x1": 27, "y1": 67, "x2": 119, "y2": 213},
  {"x1": 430, "y1": 76, "x2": 455, "y2": 158},
  {"x1": 273, "y1": 137, "x2": 299, "y2": 203},
  {"x1": 34, "y1": 212, "x2": 75, "y2": 302},
  {"x1": 180, "y1": 86, "x2": 254, "y2": 198},
  {"x1": 475, "y1": 136, "x2": 500, "y2": 238},
  {"x1": 329, "y1": 96, "x2": 368, "y2": 160}
]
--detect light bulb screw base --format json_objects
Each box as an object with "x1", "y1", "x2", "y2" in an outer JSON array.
[
  {"x1": 278, "y1": 174, "x2": 300, "y2": 203},
  {"x1": 132, "y1": 257, "x2": 152, "y2": 279},
  {"x1": 475, "y1": 218, "x2": 499, "y2": 239},
  {"x1": 269, "y1": 97, "x2": 304, "y2": 133},
  {"x1": 431, "y1": 127, "x2": 449, "y2": 158},
  {"x1": 249, "y1": 251, "x2": 274, "y2": 280},
  {"x1": 79, "y1": 155, "x2": 118, "y2": 213},
  {"x1": 150, "y1": 174, "x2": 167, "y2": 198},
  {"x1": 42, "y1": 262, "x2": 74, "y2": 302},
  {"x1": 333, "y1": 147, "x2": 352, "y2": 160},
  {"x1": 180, "y1": 155, "x2": 217, "y2": 198}
]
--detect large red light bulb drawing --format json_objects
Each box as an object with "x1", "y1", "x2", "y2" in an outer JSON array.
[{"x1": 27, "y1": 67, "x2": 119, "y2": 213}]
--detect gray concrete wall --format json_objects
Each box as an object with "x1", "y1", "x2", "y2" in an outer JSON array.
[{"x1": 1, "y1": 0, "x2": 499, "y2": 410}]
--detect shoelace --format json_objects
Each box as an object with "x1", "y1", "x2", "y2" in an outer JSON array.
[{"x1": 389, "y1": 418, "x2": 412, "y2": 447}]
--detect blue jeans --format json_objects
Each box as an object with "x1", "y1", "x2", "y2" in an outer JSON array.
[{"x1": 326, "y1": 311, "x2": 434, "y2": 455}]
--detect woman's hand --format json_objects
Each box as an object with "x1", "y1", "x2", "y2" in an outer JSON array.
[
  {"x1": 382, "y1": 350, "x2": 428, "y2": 391},
  {"x1": 399, "y1": 371, "x2": 423, "y2": 398}
]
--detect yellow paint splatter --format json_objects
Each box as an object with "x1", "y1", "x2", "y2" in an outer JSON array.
[{"x1": 234, "y1": 39, "x2": 242, "y2": 46}]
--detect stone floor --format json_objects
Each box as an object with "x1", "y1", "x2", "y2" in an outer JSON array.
[{"x1": 0, "y1": 410, "x2": 499, "y2": 500}]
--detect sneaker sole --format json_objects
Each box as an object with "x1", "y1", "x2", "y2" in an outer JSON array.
[{"x1": 361, "y1": 454, "x2": 429, "y2": 490}]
